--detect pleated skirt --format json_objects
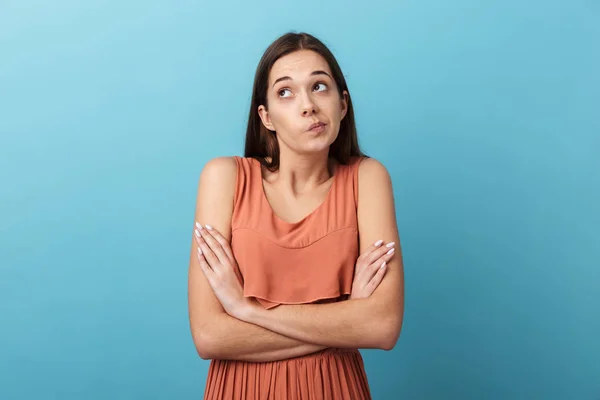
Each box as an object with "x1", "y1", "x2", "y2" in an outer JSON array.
[{"x1": 203, "y1": 347, "x2": 372, "y2": 400}]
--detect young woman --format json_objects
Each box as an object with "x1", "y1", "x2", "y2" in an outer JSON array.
[{"x1": 188, "y1": 32, "x2": 404, "y2": 399}]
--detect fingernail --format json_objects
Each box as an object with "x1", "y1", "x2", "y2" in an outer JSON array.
[
  {"x1": 374, "y1": 240, "x2": 383, "y2": 247},
  {"x1": 195, "y1": 229, "x2": 201, "y2": 237},
  {"x1": 196, "y1": 222, "x2": 203, "y2": 230},
  {"x1": 205, "y1": 224, "x2": 213, "y2": 230},
  {"x1": 197, "y1": 247, "x2": 202, "y2": 256},
  {"x1": 386, "y1": 242, "x2": 395, "y2": 248},
  {"x1": 380, "y1": 261, "x2": 386, "y2": 269},
  {"x1": 386, "y1": 248, "x2": 395, "y2": 255}
]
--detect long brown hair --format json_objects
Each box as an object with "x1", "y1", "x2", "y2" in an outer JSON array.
[{"x1": 244, "y1": 32, "x2": 368, "y2": 171}]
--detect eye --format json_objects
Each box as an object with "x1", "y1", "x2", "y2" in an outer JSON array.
[
  {"x1": 314, "y1": 82, "x2": 328, "y2": 92},
  {"x1": 278, "y1": 88, "x2": 292, "y2": 98}
]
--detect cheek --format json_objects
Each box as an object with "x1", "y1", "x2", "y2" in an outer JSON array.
[
  {"x1": 320, "y1": 99, "x2": 343, "y2": 119},
  {"x1": 319, "y1": 92, "x2": 341, "y2": 109},
  {"x1": 267, "y1": 108, "x2": 293, "y2": 130}
]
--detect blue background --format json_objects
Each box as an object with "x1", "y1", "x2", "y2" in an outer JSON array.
[{"x1": 1, "y1": 0, "x2": 598, "y2": 399}]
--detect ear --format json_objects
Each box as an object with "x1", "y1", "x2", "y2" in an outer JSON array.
[
  {"x1": 340, "y1": 90, "x2": 349, "y2": 120},
  {"x1": 258, "y1": 105, "x2": 275, "y2": 131}
]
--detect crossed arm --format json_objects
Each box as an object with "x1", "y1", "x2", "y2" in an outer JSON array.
[{"x1": 188, "y1": 156, "x2": 404, "y2": 362}]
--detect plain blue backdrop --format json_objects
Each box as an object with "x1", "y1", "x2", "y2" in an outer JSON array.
[{"x1": 1, "y1": 0, "x2": 598, "y2": 399}]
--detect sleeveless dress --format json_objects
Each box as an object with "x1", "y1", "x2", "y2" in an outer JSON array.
[{"x1": 203, "y1": 155, "x2": 372, "y2": 400}]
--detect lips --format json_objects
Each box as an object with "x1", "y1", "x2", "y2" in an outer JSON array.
[{"x1": 308, "y1": 122, "x2": 326, "y2": 131}]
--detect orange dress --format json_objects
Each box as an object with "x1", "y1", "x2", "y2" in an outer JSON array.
[{"x1": 203, "y1": 155, "x2": 372, "y2": 400}]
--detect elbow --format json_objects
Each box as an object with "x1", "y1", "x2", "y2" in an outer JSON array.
[
  {"x1": 377, "y1": 314, "x2": 403, "y2": 351},
  {"x1": 192, "y1": 327, "x2": 220, "y2": 360},
  {"x1": 197, "y1": 345, "x2": 214, "y2": 361},
  {"x1": 194, "y1": 333, "x2": 215, "y2": 360},
  {"x1": 379, "y1": 330, "x2": 400, "y2": 351},
  {"x1": 191, "y1": 313, "x2": 229, "y2": 360}
]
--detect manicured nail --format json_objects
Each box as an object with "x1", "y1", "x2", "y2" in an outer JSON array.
[
  {"x1": 374, "y1": 240, "x2": 383, "y2": 247},
  {"x1": 205, "y1": 224, "x2": 213, "y2": 230},
  {"x1": 386, "y1": 242, "x2": 395, "y2": 248},
  {"x1": 196, "y1": 222, "x2": 203, "y2": 230},
  {"x1": 386, "y1": 248, "x2": 395, "y2": 255},
  {"x1": 380, "y1": 261, "x2": 386, "y2": 269},
  {"x1": 194, "y1": 229, "x2": 201, "y2": 237},
  {"x1": 197, "y1": 247, "x2": 202, "y2": 256}
]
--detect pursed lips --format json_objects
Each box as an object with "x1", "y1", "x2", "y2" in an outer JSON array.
[{"x1": 308, "y1": 122, "x2": 326, "y2": 131}]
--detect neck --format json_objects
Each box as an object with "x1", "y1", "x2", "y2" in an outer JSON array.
[{"x1": 266, "y1": 149, "x2": 334, "y2": 196}]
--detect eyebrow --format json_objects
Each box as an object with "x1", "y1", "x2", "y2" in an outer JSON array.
[{"x1": 272, "y1": 70, "x2": 332, "y2": 88}]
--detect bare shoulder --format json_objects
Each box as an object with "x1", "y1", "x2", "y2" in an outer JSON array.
[
  {"x1": 357, "y1": 157, "x2": 393, "y2": 193},
  {"x1": 199, "y1": 156, "x2": 237, "y2": 186},
  {"x1": 196, "y1": 156, "x2": 238, "y2": 241}
]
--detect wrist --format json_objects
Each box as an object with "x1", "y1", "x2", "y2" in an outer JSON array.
[{"x1": 236, "y1": 298, "x2": 262, "y2": 323}]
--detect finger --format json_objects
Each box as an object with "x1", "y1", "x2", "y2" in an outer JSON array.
[
  {"x1": 366, "y1": 261, "x2": 387, "y2": 292},
  {"x1": 196, "y1": 233, "x2": 220, "y2": 268},
  {"x1": 356, "y1": 240, "x2": 394, "y2": 275},
  {"x1": 196, "y1": 224, "x2": 230, "y2": 265},
  {"x1": 361, "y1": 246, "x2": 395, "y2": 279},
  {"x1": 377, "y1": 246, "x2": 396, "y2": 263},
  {"x1": 360, "y1": 252, "x2": 387, "y2": 284},
  {"x1": 196, "y1": 247, "x2": 215, "y2": 278},
  {"x1": 194, "y1": 228, "x2": 203, "y2": 247},
  {"x1": 355, "y1": 239, "x2": 386, "y2": 274},
  {"x1": 366, "y1": 242, "x2": 395, "y2": 265},
  {"x1": 357, "y1": 239, "x2": 385, "y2": 262},
  {"x1": 197, "y1": 223, "x2": 234, "y2": 262}
]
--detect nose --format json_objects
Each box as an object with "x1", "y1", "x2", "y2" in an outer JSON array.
[{"x1": 300, "y1": 92, "x2": 319, "y2": 115}]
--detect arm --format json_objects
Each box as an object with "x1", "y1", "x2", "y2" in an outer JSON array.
[
  {"x1": 188, "y1": 157, "x2": 327, "y2": 362},
  {"x1": 238, "y1": 158, "x2": 404, "y2": 350}
]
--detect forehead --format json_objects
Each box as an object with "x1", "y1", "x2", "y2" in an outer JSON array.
[{"x1": 269, "y1": 50, "x2": 331, "y2": 82}]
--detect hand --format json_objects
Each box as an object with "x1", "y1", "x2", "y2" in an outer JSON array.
[
  {"x1": 350, "y1": 239, "x2": 396, "y2": 300},
  {"x1": 194, "y1": 222, "x2": 254, "y2": 319}
]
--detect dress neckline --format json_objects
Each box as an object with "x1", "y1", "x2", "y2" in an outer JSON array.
[{"x1": 253, "y1": 157, "x2": 339, "y2": 226}]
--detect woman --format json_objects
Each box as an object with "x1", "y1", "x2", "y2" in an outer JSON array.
[{"x1": 188, "y1": 32, "x2": 404, "y2": 399}]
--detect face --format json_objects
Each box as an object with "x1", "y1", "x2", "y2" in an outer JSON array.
[{"x1": 258, "y1": 50, "x2": 348, "y2": 155}]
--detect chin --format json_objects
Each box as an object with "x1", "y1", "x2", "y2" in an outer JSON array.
[{"x1": 298, "y1": 141, "x2": 328, "y2": 153}]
